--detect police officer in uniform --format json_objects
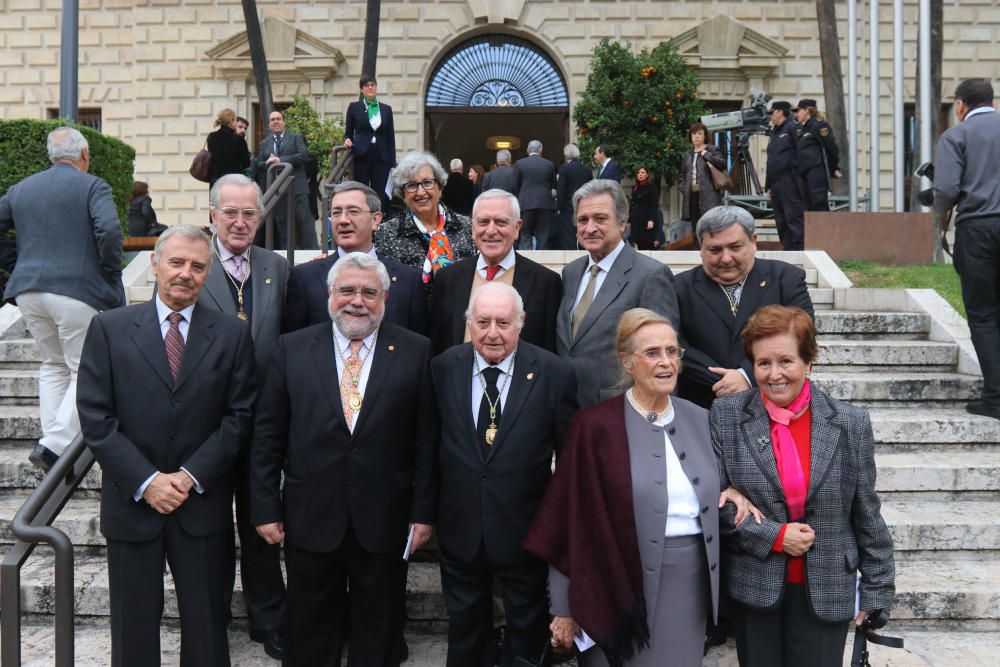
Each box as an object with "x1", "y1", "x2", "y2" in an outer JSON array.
[
  {"x1": 765, "y1": 101, "x2": 806, "y2": 250},
  {"x1": 793, "y1": 99, "x2": 841, "y2": 211}
]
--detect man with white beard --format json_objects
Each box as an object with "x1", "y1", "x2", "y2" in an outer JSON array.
[{"x1": 251, "y1": 252, "x2": 437, "y2": 666}]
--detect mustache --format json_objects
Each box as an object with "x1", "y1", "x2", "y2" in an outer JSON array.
[
  {"x1": 169, "y1": 279, "x2": 197, "y2": 289},
  {"x1": 341, "y1": 306, "x2": 372, "y2": 317}
]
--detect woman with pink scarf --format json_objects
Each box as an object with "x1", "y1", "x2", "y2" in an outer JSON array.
[{"x1": 710, "y1": 305, "x2": 895, "y2": 666}]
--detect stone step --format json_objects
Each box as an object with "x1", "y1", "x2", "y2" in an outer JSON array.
[
  {"x1": 0, "y1": 368, "x2": 39, "y2": 404},
  {"x1": 883, "y1": 500, "x2": 1000, "y2": 551},
  {"x1": 0, "y1": 405, "x2": 41, "y2": 440},
  {"x1": 815, "y1": 311, "x2": 930, "y2": 339},
  {"x1": 811, "y1": 372, "x2": 982, "y2": 405},
  {"x1": 816, "y1": 339, "x2": 958, "y2": 367},
  {"x1": 893, "y1": 558, "x2": 1000, "y2": 623},
  {"x1": 0, "y1": 339, "x2": 41, "y2": 368},
  {"x1": 15, "y1": 552, "x2": 446, "y2": 621},
  {"x1": 876, "y1": 452, "x2": 1000, "y2": 493},
  {"x1": 14, "y1": 618, "x2": 942, "y2": 666},
  {"x1": 868, "y1": 408, "x2": 1000, "y2": 445},
  {"x1": 0, "y1": 441, "x2": 101, "y2": 491}
]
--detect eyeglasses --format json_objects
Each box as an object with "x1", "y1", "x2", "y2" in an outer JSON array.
[
  {"x1": 334, "y1": 286, "x2": 384, "y2": 301},
  {"x1": 634, "y1": 346, "x2": 685, "y2": 361},
  {"x1": 216, "y1": 207, "x2": 259, "y2": 222},
  {"x1": 402, "y1": 178, "x2": 438, "y2": 194},
  {"x1": 330, "y1": 207, "x2": 373, "y2": 220}
]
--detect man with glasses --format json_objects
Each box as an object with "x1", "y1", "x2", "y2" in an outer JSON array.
[
  {"x1": 251, "y1": 252, "x2": 436, "y2": 665},
  {"x1": 430, "y1": 189, "x2": 560, "y2": 355},
  {"x1": 197, "y1": 173, "x2": 291, "y2": 659},
  {"x1": 284, "y1": 181, "x2": 428, "y2": 334}
]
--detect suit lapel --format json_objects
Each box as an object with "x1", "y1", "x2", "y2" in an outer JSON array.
[
  {"x1": 203, "y1": 253, "x2": 237, "y2": 316},
  {"x1": 249, "y1": 247, "x2": 271, "y2": 341},
  {"x1": 173, "y1": 304, "x2": 216, "y2": 393},
  {"x1": 692, "y1": 267, "x2": 736, "y2": 333},
  {"x1": 452, "y1": 260, "x2": 477, "y2": 344},
  {"x1": 733, "y1": 261, "x2": 771, "y2": 336},
  {"x1": 806, "y1": 389, "x2": 844, "y2": 502},
  {"x1": 572, "y1": 246, "x2": 632, "y2": 345},
  {"x1": 739, "y1": 392, "x2": 786, "y2": 500},
  {"x1": 557, "y1": 259, "x2": 585, "y2": 348},
  {"x1": 132, "y1": 301, "x2": 174, "y2": 390},
  {"x1": 309, "y1": 325, "x2": 348, "y2": 430},
  {"x1": 510, "y1": 252, "x2": 533, "y2": 297},
  {"x1": 487, "y1": 344, "x2": 539, "y2": 463},
  {"x1": 451, "y1": 345, "x2": 480, "y2": 461},
  {"x1": 351, "y1": 325, "x2": 395, "y2": 437}
]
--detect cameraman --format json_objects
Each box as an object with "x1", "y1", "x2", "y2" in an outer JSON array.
[
  {"x1": 934, "y1": 77, "x2": 1000, "y2": 421},
  {"x1": 793, "y1": 99, "x2": 841, "y2": 211},
  {"x1": 766, "y1": 101, "x2": 806, "y2": 250}
]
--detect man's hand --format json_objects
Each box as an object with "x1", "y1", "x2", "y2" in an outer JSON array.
[
  {"x1": 833, "y1": 169, "x2": 842, "y2": 179},
  {"x1": 709, "y1": 367, "x2": 751, "y2": 397},
  {"x1": 266, "y1": 153, "x2": 280, "y2": 166},
  {"x1": 781, "y1": 522, "x2": 815, "y2": 556},
  {"x1": 142, "y1": 474, "x2": 188, "y2": 515},
  {"x1": 550, "y1": 616, "x2": 580, "y2": 650},
  {"x1": 646, "y1": 220, "x2": 654, "y2": 230},
  {"x1": 165, "y1": 471, "x2": 194, "y2": 494},
  {"x1": 344, "y1": 138, "x2": 353, "y2": 149},
  {"x1": 256, "y1": 522, "x2": 285, "y2": 545},
  {"x1": 409, "y1": 523, "x2": 433, "y2": 553}
]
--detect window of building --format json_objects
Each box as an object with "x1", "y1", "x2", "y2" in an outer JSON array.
[
  {"x1": 46, "y1": 108, "x2": 102, "y2": 132},
  {"x1": 252, "y1": 102, "x2": 293, "y2": 150}
]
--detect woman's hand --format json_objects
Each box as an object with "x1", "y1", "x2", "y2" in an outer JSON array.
[
  {"x1": 550, "y1": 615, "x2": 579, "y2": 650},
  {"x1": 781, "y1": 522, "x2": 815, "y2": 556},
  {"x1": 344, "y1": 138, "x2": 353, "y2": 149},
  {"x1": 646, "y1": 220, "x2": 654, "y2": 230},
  {"x1": 719, "y1": 486, "x2": 763, "y2": 526},
  {"x1": 854, "y1": 610, "x2": 871, "y2": 627}
]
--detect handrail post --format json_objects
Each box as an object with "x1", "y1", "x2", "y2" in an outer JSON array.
[
  {"x1": 287, "y1": 180, "x2": 296, "y2": 266},
  {"x1": 1, "y1": 558, "x2": 23, "y2": 666},
  {"x1": 53, "y1": 535, "x2": 74, "y2": 667},
  {"x1": 265, "y1": 166, "x2": 277, "y2": 250}
]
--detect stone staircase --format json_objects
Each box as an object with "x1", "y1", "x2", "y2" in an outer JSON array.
[{"x1": 1, "y1": 254, "x2": 998, "y2": 665}]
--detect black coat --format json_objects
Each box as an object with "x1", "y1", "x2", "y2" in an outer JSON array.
[
  {"x1": 344, "y1": 100, "x2": 397, "y2": 166},
  {"x1": 441, "y1": 172, "x2": 476, "y2": 216},
  {"x1": 514, "y1": 154, "x2": 556, "y2": 211},
  {"x1": 675, "y1": 258, "x2": 815, "y2": 408},
  {"x1": 127, "y1": 195, "x2": 165, "y2": 237},
  {"x1": 628, "y1": 181, "x2": 661, "y2": 247},
  {"x1": 556, "y1": 159, "x2": 592, "y2": 220},
  {"x1": 432, "y1": 341, "x2": 578, "y2": 565},
  {"x1": 206, "y1": 125, "x2": 250, "y2": 186},
  {"x1": 429, "y1": 252, "x2": 561, "y2": 355}
]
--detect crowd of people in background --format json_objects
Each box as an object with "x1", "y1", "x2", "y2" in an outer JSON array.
[{"x1": 21, "y1": 76, "x2": 1000, "y2": 667}]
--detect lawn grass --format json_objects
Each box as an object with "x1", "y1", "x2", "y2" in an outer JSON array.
[{"x1": 838, "y1": 260, "x2": 966, "y2": 318}]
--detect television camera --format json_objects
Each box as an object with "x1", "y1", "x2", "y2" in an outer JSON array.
[{"x1": 700, "y1": 90, "x2": 773, "y2": 135}]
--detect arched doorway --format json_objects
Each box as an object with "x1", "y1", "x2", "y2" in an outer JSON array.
[{"x1": 424, "y1": 35, "x2": 570, "y2": 170}]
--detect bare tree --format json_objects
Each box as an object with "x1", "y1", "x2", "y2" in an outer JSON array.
[
  {"x1": 815, "y1": 0, "x2": 849, "y2": 196},
  {"x1": 362, "y1": 0, "x2": 382, "y2": 79},
  {"x1": 909, "y1": 0, "x2": 944, "y2": 210},
  {"x1": 241, "y1": 0, "x2": 274, "y2": 122}
]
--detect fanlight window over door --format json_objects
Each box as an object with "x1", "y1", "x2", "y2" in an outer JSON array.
[{"x1": 426, "y1": 36, "x2": 568, "y2": 108}]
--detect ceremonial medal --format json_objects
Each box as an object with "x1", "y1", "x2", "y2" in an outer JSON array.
[
  {"x1": 349, "y1": 395, "x2": 363, "y2": 410},
  {"x1": 237, "y1": 309, "x2": 249, "y2": 321},
  {"x1": 485, "y1": 424, "x2": 497, "y2": 446}
]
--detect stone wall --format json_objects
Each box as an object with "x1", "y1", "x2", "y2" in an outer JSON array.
[{"x1": 1, "y1": 0, "x2": 998, "y2": 224}]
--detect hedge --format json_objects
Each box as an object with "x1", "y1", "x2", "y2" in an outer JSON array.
[{"x1": 0, "y1": 119, "x2": 136, "y2": 235}]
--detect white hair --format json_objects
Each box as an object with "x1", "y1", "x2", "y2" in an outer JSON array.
[
  {"x1": 450, "y1": 158, "x2": 464, "y2": 172},
  {"x1": 210, "y1": 173, "x2": 263, "y2": 210},
  {"x1": 326, "y1": 252, "x2": 391, "y2": 292},
  {"x1": 472, "y1": 188, "x2": 521, "y2": 222},
  {"x1": 465, "y1": 282, "x2": 525, "y2": 329},
  {"x1": 526, "y1": 140, "x2": 542, "y2": 155},
  {"x1": 153, "y1": 223, "x2": 211, "y2": 256},
  {"x1": 47, "y1": 127, "x2": 88, "y2": 163}
]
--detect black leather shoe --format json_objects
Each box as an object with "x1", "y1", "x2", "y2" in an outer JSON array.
[
  {"x1": 249, "y1": 628, "x2": 287, "y2": 660},
  {"x1": 967, "y1": 400, "x2": 1000, "y2": 420},
  {"x1": 28, "y1": 444, "x2": 59, "y2": 473}
]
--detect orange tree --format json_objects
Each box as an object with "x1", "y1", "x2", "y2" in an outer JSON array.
[{"x1": 574, "y1": 39, "x2": 706, "y2": 184}]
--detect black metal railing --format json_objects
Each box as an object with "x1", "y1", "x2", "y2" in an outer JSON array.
[
  {"x1": 1, "y1": 434, "x2": 95, "y2": 667},
  {"x1": 320, "y1": 146, "x2": 353, "y2": 251},
  {"x1": 260, "y1": 161, "x2": 296, "y2": 264}
]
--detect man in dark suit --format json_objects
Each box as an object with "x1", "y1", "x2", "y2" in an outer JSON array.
[
  {"x1": 252, "y1": 252, "x2": 437, "y2": 666},
  {"x1": 284, "y1": 180, "x2": 428, "y2": 335},
  {"x1": 441, "y1": 158, "x2": 476, "y2": 216},
  {"x1": 553, "y1": 143, "x2": 591, "y2": 250},
  {"x1": 253, "y1": 110, "x2": 318, "y2": 250},
  {"x1": 676, "y1": 206, "x2": 814, "y2": 409},
  {"x1": 482, "y1": 149, "x2": 516, "y2": 194},
  {"x1": 431, "y1": 189, "x2": 560, "y2": 355},
  {"x1": 432, "y1": 281, "x2": 578, "y2": 667},
  {"x1": 344, "y1": 75, "x2": 397, "y2": 211},
  {"x1": 593, "y1": 144, "x2": 621, "y2": 182},
  {"x1": 1, "y1": 127, "x2": 125, "y2": 471},
  {"x1": 198, "y1": 174, "x2": 290, "y2": 659},
  {"x1": 556, "y1": 179, "x2": 680, "y2": 407},
  {"x1": 513, "y1": 140, "x2": 556, "y2": 250},
  {"x1": 77, "y1": 224, "x2": 256, "y2": 667}
]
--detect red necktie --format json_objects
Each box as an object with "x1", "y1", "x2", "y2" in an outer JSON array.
[
  {"x1": 485, "y1": 265, "x2": 501, "y2": 281},
  {"x1": 165, "y1": 312, "x2": 185, "y2": 383}
]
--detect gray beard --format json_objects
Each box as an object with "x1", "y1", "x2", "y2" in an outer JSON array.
[{"x1": 332, "y1": 309, "x2": 382, "y2": 340}]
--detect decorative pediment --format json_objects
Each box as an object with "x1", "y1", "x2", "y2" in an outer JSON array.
[
  {"x1": 206, "y1": 16, "x2": 345, "y2": 83},
  {"x1": 467, "y1": 0, "x2": 526, "y2": 24},
  {"x1": 670, "y1": 15, "x2": 787, "y2": 98}
]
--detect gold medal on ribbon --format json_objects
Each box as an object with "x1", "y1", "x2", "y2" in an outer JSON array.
[
  {"x1": 485, "y1": 425, "x2": 497, "y2": 446},
  {"x1": 237, "y1": 309, "x2": 249, "y2": 321},
  {"x1": 349, "y1": 395, "x2": 362, "y2": 410}
]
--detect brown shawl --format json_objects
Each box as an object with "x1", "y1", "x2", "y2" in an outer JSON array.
[{"x1": 522, "y1": 396, "x2": 648, "y2": 666}]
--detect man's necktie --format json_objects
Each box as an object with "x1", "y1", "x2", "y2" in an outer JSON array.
[
  {"x1": 340, "y1": 340, "x2": 364, "y2": 430},
  {"x1": 571, "y1": 265, "x2": 602, "y2": 338},
  {"x1": 165, "y1": 312, "x2": 185, "y2": 383},
  {"x1": 477, "y1": 366, "x2": 502, "y2": 452},
  {"x1": 274, "y1": 135, "x2": 281, "y2": 154},
  {"x1": 230, "y1": 255, "x2": 245, "y2": 283},
  {"x1": 484, "y1": 265, "x2": 502, "y2": 281}
]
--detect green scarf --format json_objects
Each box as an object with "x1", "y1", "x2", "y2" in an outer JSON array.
[{"x1": 365, "y1": 98, "x2": 379, "y2": 120}]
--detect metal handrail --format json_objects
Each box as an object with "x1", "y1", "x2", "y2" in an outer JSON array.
[
  {"x1": 1, "y1": 434, "x2": 95, "y2": 667},
  {"x1": 320, "y1": 146, "x2": 353, "y2": 251},
  {"x1": 260, "y1": 161, "x2": 297, "y2": 264}
]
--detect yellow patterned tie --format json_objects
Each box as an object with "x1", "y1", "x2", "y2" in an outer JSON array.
[{"x1": 340, "y1": 340, "x2": 364, "y2": 430}]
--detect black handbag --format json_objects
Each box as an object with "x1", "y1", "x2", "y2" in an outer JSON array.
[{"x1": 189, "y1": 141, "x2": 212, "y2": 183}]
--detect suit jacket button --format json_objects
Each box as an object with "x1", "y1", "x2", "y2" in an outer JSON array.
[
  {"x1": 481, "y1": 473, "x2": 488, "y2": 480},
  {"x1": 706, "y1": 535, "x2": 713, "y2": 543},
  {"x1": 476, "y1": 509, "x2": 482, "y2": 517},
  {"x1": 691, "y1": 476, "x2": 700, "y2": 485},
  {"x1": 351, "y1": 448, "x2": 358, "y2": 454},
  {"x1": 701, "y1": 505, "x2": 709, "y2": 514},
  {"x1": 170, "y1": 433, "x2": 178, "y2": 440},
  {"x1": 711, "y1": 562, "x2": 717, "y2": 571},
  {"x1": 171, "y1": 400, "x2": 180, "y2": 408},
  {"x1": 678, "y1": 452, "x2": 686, "y2": 460}
]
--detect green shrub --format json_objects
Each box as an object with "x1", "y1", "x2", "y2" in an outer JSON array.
[
  {"x1": 574, "y1": 39, "x2": 707, "y2": 185},
  {"x1": 0, "y1": 119, "x2": 136, "y2": 234},
  {"x1": 282, "y1": 96, "x2": 345, "y2": 178}
]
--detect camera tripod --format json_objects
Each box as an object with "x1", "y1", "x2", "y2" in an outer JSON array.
[{"x1": 728, "y1": 131, "x2": 765, "y2": 196}]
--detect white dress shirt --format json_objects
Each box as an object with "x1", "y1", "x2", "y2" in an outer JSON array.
[
  {"x1": 965, "y1": 105, "x2": 996, "y2": 121},
  {"x1": 572, "y1": 239, "x2": 626, "y2": 310},
  {"x1": 333, "y1": 324, "x2": 378, "y2": 433},
  {"x1": 135, "y1": 296, "x2": 201, "y2": 501},
  {"x1": 651, "y1": 405, "x2": 702, "y2": 536},
  {"x1": 471, "y1": 349, "x2": 515, "y2": 428},
  {"x1": 337, "y1": 246, "x2": 379, "y2": 259},
  {"x1": 476, "y1": 248, "x2": 516, "y2": 281}
]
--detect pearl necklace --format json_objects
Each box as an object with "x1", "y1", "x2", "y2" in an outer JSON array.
[{"x1": 625, "y1": 388, "x2": 669, "y2": 423}]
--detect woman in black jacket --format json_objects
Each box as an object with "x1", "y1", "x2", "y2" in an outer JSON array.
[
  {"x1": 127, "y1": 181, "x2": 166, "y2": 237},
  {"x1": 206, "y1": 108, "x2": 250, "y2": 189},
  {"x1": 628, "y1": 166, "x2": 661, "y2": 250}
]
